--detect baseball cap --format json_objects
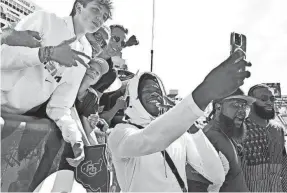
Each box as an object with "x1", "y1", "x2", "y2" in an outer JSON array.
[
  {"x1": 89, "y1": 58, "x2": 109, "y2": 75},
  {"x1": 222, "y1": 95, "x2": 256, "y2": 105}
]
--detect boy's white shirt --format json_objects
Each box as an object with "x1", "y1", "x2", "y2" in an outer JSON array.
[
  {"x1": 1, "y1": 10, "x2": 92, "y2": 145},
  {"x1": 108, "y1": 73, "x2": 226, "y2": 192}
]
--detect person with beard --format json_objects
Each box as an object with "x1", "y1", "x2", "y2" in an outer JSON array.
[
  {"x1": 239, "y1": 84, "x2": 286, "y2": 192},
  {"x1": 107, "y1": 49, "x2": 252, "y2": 192},
  {"x1": 189, "y1": 94, "x2": 256, "y2": 192}
]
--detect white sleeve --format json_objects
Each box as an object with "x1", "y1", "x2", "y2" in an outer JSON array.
[
  {"x1": 108, "y1": 95, "x2": 204, "y2": 158},
  {"x1": 207, "y1": 152, "x2": 230, "y2": 192},
  {"x1": 186, "y1": 131, "x2": 226, "y2": 185},
  {"x1": 1, "y1": 10, "x2": 50, "y2": 71},
  {"x1": 46, "y1": 68, "x2": 85, "y2": 146}
]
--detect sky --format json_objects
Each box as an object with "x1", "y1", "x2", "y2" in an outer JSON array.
[{"x1": 30, "y1": 0, "x2": 287, "y2": 98}]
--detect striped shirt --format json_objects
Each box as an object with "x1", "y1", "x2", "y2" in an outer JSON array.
[{"x1": 240, "y1": 118, "x2": 285, "y2": 192}]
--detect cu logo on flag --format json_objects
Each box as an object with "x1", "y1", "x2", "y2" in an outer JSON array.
[{"x1": 81, "y1": 159, "x2": 103, "y2": 177}]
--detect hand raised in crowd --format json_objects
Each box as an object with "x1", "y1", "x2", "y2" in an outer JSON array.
[
  {"x1": 115, "y1": 96, "x2": 128, "y2": 110},
  {"x1": 193, "y1": 49, "x2": 251, "y2": 110},
  {"x1": 66, "y1": 141, "x2": 85, "y2": 167},
  {"x1": 1, "y1": 27, "x2": 42, "y2": 48},
  {"x1": 88, "y1": 114, "x2": 111, "y2": 144},
  {"x1": 40, "y1": 37, "x2": 91, "y2": 68},
  {"x1": 124, "y1": 35, "x2": 139, "y2": 47},
  {"x1": 93, "y1": 119, "x2": 111, "y2": 136},
  {"x1": 88, "y1": 114, "x2": 110, "y2": 132},
  {"x1": 88, "y1": 113, "x2": 100, "y2": 128}
]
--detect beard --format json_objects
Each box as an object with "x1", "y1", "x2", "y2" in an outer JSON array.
[
  {"x1": 219, "y1": 113, "x2": 246, "y2": 140},
  {"x1": 253, "y1": 103, "x2": 275, "y2": 120}
]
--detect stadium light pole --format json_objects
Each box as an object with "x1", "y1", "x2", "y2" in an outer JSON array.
[{"x1": 151, "y1": 0, "x2": 155, "y2": 72}]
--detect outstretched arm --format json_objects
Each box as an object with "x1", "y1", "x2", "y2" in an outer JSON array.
[
  {"x1": 109, "y1": 50, "x2": 251, "y2": 158},
  {"x1": 108, "y1": 95, "x2": 203, "y2": 157}
]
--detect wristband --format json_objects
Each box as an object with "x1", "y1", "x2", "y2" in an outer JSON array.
[{"x1": 39, "y1": 46, "x2": 54, "y2": 64}]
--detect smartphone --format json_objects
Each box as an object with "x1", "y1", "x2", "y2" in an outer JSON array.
[{"x1": 230, "y1": 32, "x2": 246, "y2": 57}]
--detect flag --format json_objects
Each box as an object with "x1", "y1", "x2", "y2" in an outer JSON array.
[{"x1": 75, "y1": 144, "x2": 110, "y2": 192}]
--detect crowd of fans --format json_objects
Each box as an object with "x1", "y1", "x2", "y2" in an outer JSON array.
[{"x1": 1, "y1": 0, "x2": 286, "y2": 192}]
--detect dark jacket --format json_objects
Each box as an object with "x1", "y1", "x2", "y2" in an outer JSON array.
[
  {"x1": 204, "y1": 126, "x2": 249, "y2": 192},
  {"x1": 75, "y1": 89, "x2": 99, "y2": 118},
  {"x1": 91, "y1": 58, "x2": 117, "y2": 93}
]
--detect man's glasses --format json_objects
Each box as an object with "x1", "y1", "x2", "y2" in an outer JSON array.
[
  {"x1": 258, "y1": 95, "x2": 276, "y2": 102},
  {"x1": 223, "y1": 99, "x2": 251, "y2": 117},
  {"x1": 230, "y1": 101, "x2": 249, "y2": 109}
]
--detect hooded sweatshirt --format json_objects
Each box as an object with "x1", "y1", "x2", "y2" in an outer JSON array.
[{"x1": 108, "y1": 73, "x2": 225, "y2": 192}]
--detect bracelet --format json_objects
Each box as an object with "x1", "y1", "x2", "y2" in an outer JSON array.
[
  {"x1": 39, "y1": 46, "x2": 54, "y2": 64},
  {"x1": 46, "y1": 46, "x2": 54, "y2": 62}
]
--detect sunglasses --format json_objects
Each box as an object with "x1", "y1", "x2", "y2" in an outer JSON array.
[
  {"x1": 258, "y1": 95, "x2": 276, "y2": 102},
  {"x1": 111, "y1": 35, "x2": 126, "y2": 47},
  {"x1": 230, "y1": 101, "x2": 249, "y2": 109},
  {"x1": 93, "y1": 33, "x2": 108, "y2": 49},
  {"x1": 222, "y1": 99, "x2": 251, "y2": 116}
]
